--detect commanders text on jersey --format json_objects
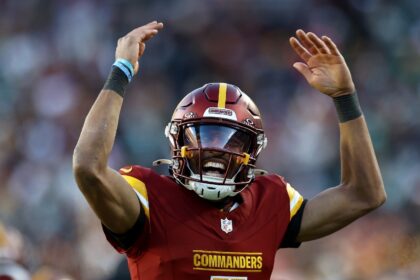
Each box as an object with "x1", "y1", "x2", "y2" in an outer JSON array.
[{"x1": 193, "y1": 250, "x2": 263, "y2": 272}]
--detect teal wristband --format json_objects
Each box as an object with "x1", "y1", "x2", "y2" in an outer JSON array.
[
  {"x1": 117, "y1": 59, "x2": 134, "y2": 74},
  {"x1": 113, "y1": 59, "x2": 134, "y2": 82}
]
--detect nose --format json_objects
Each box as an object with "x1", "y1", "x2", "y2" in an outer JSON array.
[
  {"x1": 207, "y1": 136, "x2": 221, "y2": 148},
  {"x1": 202, "y1": 150, "x2": 233, "y2": 166},
  {"x1": 203, "y1": 150, "x2": 225, "y2": 158}
]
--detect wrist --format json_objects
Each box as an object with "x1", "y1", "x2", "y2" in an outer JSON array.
[
  {"x1": 103, "y1": 59, "x2": 135, "y2": 97},
  {"x1": 333, "y1": 92, "x2": 363, "y2": 123},
  {"x1": 113, "y1": 58, "x2": 134, "y2": 81},
  {"x1": 103, "y1": 66, "x2": 129, "y2": 97}
]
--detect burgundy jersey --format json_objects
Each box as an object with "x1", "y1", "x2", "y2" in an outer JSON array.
[{"x1": 103, "y1": 166, "x2": 305, "y2": 280}]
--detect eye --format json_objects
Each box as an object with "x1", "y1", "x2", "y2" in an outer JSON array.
[{"x1": 226, "y1": 138, "x2": 242, "y2": 150}]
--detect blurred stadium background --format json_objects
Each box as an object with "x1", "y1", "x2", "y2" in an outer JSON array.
[{"x1": 0, "y1": 0, "x2": 419, "y2": 279}]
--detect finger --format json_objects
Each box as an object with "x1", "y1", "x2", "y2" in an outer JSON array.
[
  {"x1": 138, "y1": 42, "x2": 146, "y2": 57},
  {"x1": 293, "y1": 62, "x2": 312, "y2": 82},
  {"x1": 146, "y1": 20, "x2": 158, "y2": 25},
  {"x1": 289, "y1": 37, "x2": 312, "y2": 62},
  {"x1": 307, "y1": 32, "x2": 330, "y2": 54},
  {"x1": 127, "y1": 26, "x2": 160, "y2": 39},
  {"x1": 124, "y1": 29, "x2": 159, "y2": 46},
  {"x1": 141, "y1": 29, "x2": 159, "y2": 41},
  {"x1": 296, "y1": 29, "x2": 319, "y2": 55},
  {"x1": 147, "y1": 21, "x2": 164, "y2": 30},
  {"x1": 126, "y1": 22, "x2": 164, "y2": 39},
  {"x1": 321, "y1": 36, "x2": 341, "y2": 56},
  {"x1": 133, "y1": 21, "x2": 163, "y2": 30}
]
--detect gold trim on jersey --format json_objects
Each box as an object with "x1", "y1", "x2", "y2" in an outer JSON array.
[
  {"x1": 120, "y1": 166, "x2": 133, "y2": 173},
  {"x1": 121, "y1": 175, "x2": 150, "y2": 219},
  {"x1": 218, "y1": 83, "x2": 227, "y2": 108},
  {"x1": 286, "y1": 183, "x2": 304, "y2": 220}
]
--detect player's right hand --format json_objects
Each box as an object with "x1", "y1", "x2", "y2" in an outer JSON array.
[{"x1": 115, "y1": 21, "x2": 164, "y2": 74}]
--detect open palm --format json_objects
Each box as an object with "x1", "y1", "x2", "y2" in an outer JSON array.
[{"x1": 290, "y1": 30, "x2": 355, "y2": 97}]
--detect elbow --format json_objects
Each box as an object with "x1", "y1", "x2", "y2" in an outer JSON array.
[
  {"x1": 363, "y1": 183, "x2": 387, "y2": 211},
  {"x1": 72, "y1": 147, "x2": 104, "y2": 187},
  {"x1": 371, "y1": 189, "x2": 387, "y2": 209},
  {"x1": 346, "y1": 181, "x2": 387, "y2": 212},
  {"x1": 73, "y1": 160, "x2": 96, "y2": 181},
  {"x1": 72, "y1": 160, "x2": 103, "y2": 193}
]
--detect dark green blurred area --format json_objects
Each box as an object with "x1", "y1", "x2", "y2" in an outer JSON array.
[{"x1": 0, "y1": 0, "x2": 419, "y2": 279}]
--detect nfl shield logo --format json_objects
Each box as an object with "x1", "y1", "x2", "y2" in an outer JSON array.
[{"x1": 220, "y1": 218, "x2": 233, "y2": 234}]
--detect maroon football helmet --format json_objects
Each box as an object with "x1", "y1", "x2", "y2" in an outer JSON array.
[{"x1": 164, "y1": 83, "x2": 267, "y2": 200}]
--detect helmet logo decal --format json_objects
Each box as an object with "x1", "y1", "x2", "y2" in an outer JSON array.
[
  {"x1": 217, "y1": 83, "x2": 228, "y2": 108},
  {"x1": 184, "y1": 112, "x2": 198, "y2": 119},
  {"x1": 243, "y1": 118, "x2": 255, "y2": 127},
  {"x1": 221, "y1": 217, "x2": 233, "y2": 233},
  {"x1": 204, "y1": 107, "x2": 238, "y2": 121}
]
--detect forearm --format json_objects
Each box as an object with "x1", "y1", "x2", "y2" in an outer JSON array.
[
  {"x1": 339, "y1": 116, "x2": 386, "y2": 207},
  {"x1": 297, "y1": 110, "x2": 386, "y2": 242},
  {"x1": 73, "y1": 21, "x2": 163, "y2": 173},
  {"x1": 73, "y1": 90, "x2": 123, "y2": 172}
]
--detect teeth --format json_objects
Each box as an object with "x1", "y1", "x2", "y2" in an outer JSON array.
[{"x1": 204, "y1": 162, "x2": 225, "y2": 170}]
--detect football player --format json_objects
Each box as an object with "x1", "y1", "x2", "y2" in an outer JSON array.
[{"x1": 73, "y1": 21, "x2": 386, "y2": 279}]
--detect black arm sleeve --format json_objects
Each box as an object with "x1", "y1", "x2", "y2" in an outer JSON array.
[
  {"x1": 102, "y1": 201, "x2": 147, "y2": 250},
  {"x1": 280, "y1": 199, "x2": 307, "y2": 248}
]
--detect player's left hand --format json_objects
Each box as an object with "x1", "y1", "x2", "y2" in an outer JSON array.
[{"x1": 289, "y1": 30, "x2": 355, "y2": 97}]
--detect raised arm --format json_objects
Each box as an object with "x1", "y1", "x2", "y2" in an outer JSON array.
[
  {"x1": 73, "y1": 22, "x2": 163, "y2": 234},
  {"x1": 289, "y1": 30, "x2": 386, "y2": 241}
]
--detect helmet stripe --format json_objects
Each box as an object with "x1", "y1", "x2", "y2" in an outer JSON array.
[{"x1": 217, "y1": 83, "x2": 227, "y2": 108}]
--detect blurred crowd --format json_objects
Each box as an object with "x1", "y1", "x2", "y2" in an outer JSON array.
[{"x1": 0, "y1": 0, "x2": 419, "y2": 279}]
